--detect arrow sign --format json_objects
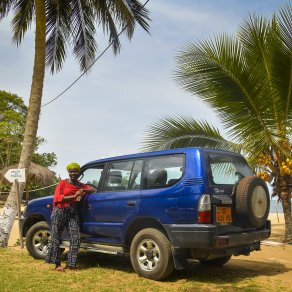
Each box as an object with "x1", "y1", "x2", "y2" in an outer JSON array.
[{"x1": 4, "y1": 168, "x2": 26, "y2": 183}]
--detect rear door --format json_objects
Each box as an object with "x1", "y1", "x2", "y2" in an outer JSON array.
[
  {"x1": 79, "y1": 159, "x2": 143, "y2": 244},
  {"x1": 203, "y1": 151, "x2": 253, "y2": 226}
]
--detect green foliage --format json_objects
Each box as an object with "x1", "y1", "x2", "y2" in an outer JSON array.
[
  {"x1": 173, "y1": 5, "x2": 292, "y2": 155},
  {"x1": 143, "y1": 3, "x2": 292, "y2": 168},
  {"x1": 142, "y1": 116, "x2": 241, "y2": 153},
  {"x1": 0, "y1": 91, "x2": 27, "y2": 168},
  {"x1": 32, "y1": 152, "x2": 57, "y2": 168},
  {"x1": 0, "y1": 91, "x2": 57, "y2": 194},
  {"x1": 0, "y1": 91, "x2": 57, "y2": 169}
]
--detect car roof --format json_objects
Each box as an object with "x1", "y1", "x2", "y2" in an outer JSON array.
[{"x1": 82, "y1": 147, "x2": 241, "y2": 167}]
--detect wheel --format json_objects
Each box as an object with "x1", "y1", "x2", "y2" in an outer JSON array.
[
  {"x1": 130, "y1": 228, "x2": 174, "y2": 280},
  {"x1": 200, "y1": 255, "x2": 231, "y2": 266},
  {"x1": 25, "y1": 221, "x2": 51, "y2": 259},
  {"x1": 235, "y1": 176, "x2": 270, "y2": 228}
]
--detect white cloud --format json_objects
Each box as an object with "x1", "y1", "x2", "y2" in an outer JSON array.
[{"x1": 151, "y1": 1, "x2": 210, "y2": 24}]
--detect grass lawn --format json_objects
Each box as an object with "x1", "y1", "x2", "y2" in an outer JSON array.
[{"x1": 0, "y1": 247, "x2": 284, "y2": 292}]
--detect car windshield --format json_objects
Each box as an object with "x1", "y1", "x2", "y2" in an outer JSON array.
[{"x1": 206, "y1": 153, "x2": 253, "y2": 185}]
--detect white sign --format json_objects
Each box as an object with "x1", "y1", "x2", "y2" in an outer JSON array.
[{"x1": 4, "y1": 168, "x2": 26, "y2": 183}]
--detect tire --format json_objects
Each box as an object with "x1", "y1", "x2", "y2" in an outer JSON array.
[
  {"x1": 235, "y1": 176, "x2": 270, "y2": 228},
  {"x1": 130, "y1": 228, "x2": 174, "y2": 280},
  {"x1": 25, "y1": 221, "x2": 51, "y2": 259},
  {"x1": 200, "y1": 255, "x2": 231, "y2": 266}
]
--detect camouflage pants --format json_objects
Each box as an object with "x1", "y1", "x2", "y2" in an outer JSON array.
[{"x1": 46, "y1": 204, "x2": 80, "y2": 267}]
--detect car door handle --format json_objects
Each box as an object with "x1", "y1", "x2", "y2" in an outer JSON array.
[{"x1": 127, "y1": 200, "x2": 136, "y2": 207}]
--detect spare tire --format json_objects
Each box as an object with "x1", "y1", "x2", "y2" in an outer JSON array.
[{"x1": 235, "y1": 176, "x2": 270, "y2": 228}]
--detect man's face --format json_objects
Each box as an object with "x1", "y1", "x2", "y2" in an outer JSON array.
[{"x1": 68, "y1": 168, "x2": 79, "y2": 181}]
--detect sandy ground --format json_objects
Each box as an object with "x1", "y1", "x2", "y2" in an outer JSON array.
[{"x1": 3, "y1": 210, "x2": 292, "y2": 290}]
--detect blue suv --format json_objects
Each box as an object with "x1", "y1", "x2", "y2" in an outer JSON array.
[{"x1": 20, "y1": 148, "x2": 271, "y2": 280}]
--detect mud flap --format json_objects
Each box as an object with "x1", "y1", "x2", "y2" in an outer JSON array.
[
  {"x1": 233, "y1": 241, "x2": 261, "y2": 256},
  {"x1": 171, "y1": 247, "x2": 189, "y2": 270}
]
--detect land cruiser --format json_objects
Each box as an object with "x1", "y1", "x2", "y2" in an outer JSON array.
[{"x1": 20, "y1": 148, "x2": 271, "y2": 280}]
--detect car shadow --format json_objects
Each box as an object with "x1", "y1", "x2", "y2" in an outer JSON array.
[
  {"x1": 74, "y1": 251, "x2": 133, "y2": 274},
  {"x1": 168, "y1": 258, "x2": 291, "y2": 283},
  {"x1": 70, "y1": 252, "x2": 291, "y2": 283}
]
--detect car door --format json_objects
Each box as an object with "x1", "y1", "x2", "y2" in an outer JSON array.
[
  {"x1": 79, "y1": 159, "x2": 143, "y2": 244},
  {"x1": 139, "y1": 154, "x2": 185, "y2": 223}
]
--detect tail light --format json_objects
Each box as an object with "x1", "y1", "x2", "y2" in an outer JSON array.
[{"x1": 198, "y1": 194, "x2": 211, "y2": 223}]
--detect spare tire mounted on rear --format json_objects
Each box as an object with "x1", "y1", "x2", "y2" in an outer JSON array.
[{"x1": 235, "y1": 176, "x2": 270, "y2": 228}]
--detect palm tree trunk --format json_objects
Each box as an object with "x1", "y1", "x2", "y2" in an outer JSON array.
[
  {"x1": 282, "y1": 194, "x2": 292, "y2": 241},
  {"x1": 0, "y1": 0, "x2": 46, "y2": 247},
  {"x1": 282, "y1": 200, "x2": 292, "y2": 242}
]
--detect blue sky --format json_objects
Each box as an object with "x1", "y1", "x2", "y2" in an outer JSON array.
[{"x1": 0, "y1": 0, "x2": 286, "y2": 178}]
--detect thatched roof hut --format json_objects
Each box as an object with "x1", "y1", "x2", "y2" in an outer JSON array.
[
  {"x1": 0, "y1": 162, "x2": 55, "y2": 185},
  {"x1": 0, "y1": 163, "x2": 56, "y2": 201}
]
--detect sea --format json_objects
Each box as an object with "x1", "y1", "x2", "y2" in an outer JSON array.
[{"x1": 270, "y1": 200, "x2": 283, "y2": 213}]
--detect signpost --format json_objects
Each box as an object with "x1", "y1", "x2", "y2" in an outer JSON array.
[
  {"x1": 4, "y1": 169, "x2": 26, "y2": 183},
  {"x1": 4, "y1": 168, "x2": 26, "y2": 249}
]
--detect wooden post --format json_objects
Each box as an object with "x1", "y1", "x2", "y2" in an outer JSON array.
[
  {"x1": 15, "y1": 179, "x2": 24, "y2": 249},
  {"x1": 25, "y1": 188, "x2": 29, "y2": 204}
]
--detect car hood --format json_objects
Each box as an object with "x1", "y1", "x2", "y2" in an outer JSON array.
[{"x1": 27, "y1": 196, "x2": 54, "y2": 207}]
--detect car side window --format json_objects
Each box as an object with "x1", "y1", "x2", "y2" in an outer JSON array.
[
  {"x1": 144, "y1": 154, "x2": 184, "y2": 189},
  {"x1": 129, "y1": 160, "x2": 143, "y2": 190},
  {"x1": 79, "y1": 164, "x2": 105, "y2": 191},
  {"x1": 105, "y1": 160, "x2": 135, "y2": 191}
]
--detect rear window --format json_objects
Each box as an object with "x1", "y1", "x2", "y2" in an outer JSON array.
[{"x1": 206, "y1": 153, "x2": 253, "y2": 185}]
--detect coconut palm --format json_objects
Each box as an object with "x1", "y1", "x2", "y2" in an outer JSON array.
[
  {"x1": 0, "y1": 0, "x2": 150, "y2": 247},
  {"x1": 142, "y1": 3, "x2": 292, "y2": 240}
]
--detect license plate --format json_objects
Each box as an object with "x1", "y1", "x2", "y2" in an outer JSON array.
[{"x1": 216, "y1": 206, "x2": 232, "y2": 224}]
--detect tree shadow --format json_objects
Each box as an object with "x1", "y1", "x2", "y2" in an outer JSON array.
[{"x1": 168, "y1": 259, "x2": 291, "y2": 284}]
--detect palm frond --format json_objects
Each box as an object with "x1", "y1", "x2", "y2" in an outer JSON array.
[
  {"x1": 275, "y1": 3, "x2": 292, "y2": 127},
  {"x1": 125, "y1": 0, "x2": 150, "y2": 33},
  {"x1": 94, "y1": 0, "x2": 121, "y2": 53},
  {"x1": 93, "y1": 0, "x2": 150, "y2": 54},
  {"x1": 238, "y1": 13, "x2": 291, "y2": 136},
  {"x1": 277, "y1": 2, "x2": 292, "y2": 50},
  {"x1": 71, "y1": 0, "x2": 97, "y2": 71},
  {"x1": 141, "y1": 115, "x2": 241, "y2": 152},
  {"x1": 0, "y1": 0, "x2": 15, "y2": 19},
  {"x1": 4, "y1": 0, "x2": 150, "y2": 73},
  {"x1": 46, "y1": 0, "x2": 71, "y2": 73},
  {"x1": 11, "y1": 0, "x2": 34, "y2": 45},
  {"x1": 109, "y1": 0, "x2": 136, "y2": 39},
  {"x1": 175, "y1": 35, "x2": 279, "y2": 149}
]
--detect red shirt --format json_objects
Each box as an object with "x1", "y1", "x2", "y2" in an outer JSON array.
[{"x1": 53, "y1": 179, "x2": 91, "y2": 208}]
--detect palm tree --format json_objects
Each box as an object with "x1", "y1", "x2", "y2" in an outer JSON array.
[
  {"x1": 0, "y1": 0, "x2": 150, "y2": 247},
  {"x1": 142, "y1": 3, "x2": 292, "y2": 240}
]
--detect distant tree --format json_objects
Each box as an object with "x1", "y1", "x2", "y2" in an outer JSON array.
[
  {"x1": 0, "y1": 1, "x2": 150, "y2": 247},
  {"x1": 0, "y1": 91, "x2": 57, "y2": 170},
  {"x1": 0, "y1": 91, "x2": 26, "y2": 168},
  {"x1": 0, "y1": 91, "x2": 57, "y2": 194},
  {"x1": 142, "y1": 4, "x2": 292, "y2": 240}
]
